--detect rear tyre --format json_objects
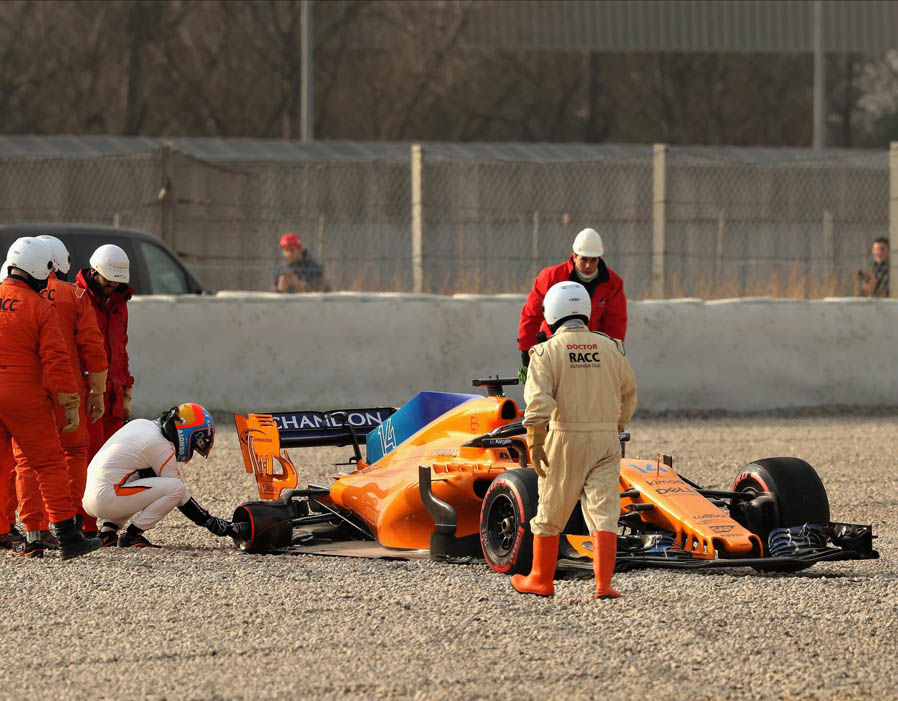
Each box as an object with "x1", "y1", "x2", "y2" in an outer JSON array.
[
  {"x1": 479, "y1": 468, "x2": 539, "y2": 575},
  {"x1": 730, "y1": 457, "x2": 830, "y2": 556}
]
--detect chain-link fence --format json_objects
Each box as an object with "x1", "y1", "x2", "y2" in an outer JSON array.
[
  {"x1": 664, "y1": 147, "x2": 888, "y2": 299},
  {"x1": 0, "y1": 139, "x2": 890, "y2": 297},
  {"x1": 0, "y1": 150, "x2": 161, "y2": 234}
]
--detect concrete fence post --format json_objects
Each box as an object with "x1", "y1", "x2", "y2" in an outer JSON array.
[
  {"x1": 411, "y1": 144, "x2": 423, "y2": 294},
  {"x1": 822, "y1": 210, "x2": 834, "y2": 280},
  {"x1": 160, "y1": 140, "x2": 174, "y2": 249},
  {"x1": 890, "y1": 142, "x2": 898, "y2": 298},
  {"x1": 715, "y1": 209, "x2": 725, "y2": 287},
  {"x1": 652, "y1": 143, "x2": 667, "y2": 299},
  {"x1": 531, "y1": 210, "x2": 540, "y2": 281}
]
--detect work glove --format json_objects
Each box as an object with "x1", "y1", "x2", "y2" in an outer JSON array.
[
  {"x1": 526, "y1": 424, "x2": 549, "y2": 478},
  {"x1": 87, "y1": 369, "x2": 108, "y2": 422},
  {"x1": 227, "y1": 522, "x2": 250, "y2": 539},
  {"x1": 518, "y1": 350, "x2": 530, "y2": 383},
  {"x1": 57, "y1": 392, "x2": 81, "y2": 433},
  {"x1": 205, "y1": 517, "x2": 232, "y2": 537},
  {"x1": 122, "y1": 386, "x2": 133, "y2": 420}
]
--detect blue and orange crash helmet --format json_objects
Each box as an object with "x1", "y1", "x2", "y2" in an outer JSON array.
[{"x1": 160, "y1": 403, "x2": 215, "y2": 462}]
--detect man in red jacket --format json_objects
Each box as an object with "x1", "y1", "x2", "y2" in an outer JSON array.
[
  {"x1": 12, "y1": 236, "x2": 109, "y2": 553},
  {"x1": 74, "y1": 244, "x2": 134, "y2": 462},
  {"x1": 517, "y1": 228, "x2": 627, "y2": 381}
]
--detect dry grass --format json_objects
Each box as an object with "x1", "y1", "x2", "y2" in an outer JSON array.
[
  {"x1": 339, "y1": 261, "x2": 864, "y2": 299},
  {"x1": 663, "y1": 263, "x2": 853, "y2": 300}
]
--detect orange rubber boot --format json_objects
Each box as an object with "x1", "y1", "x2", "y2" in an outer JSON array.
[
  {"x1": 593, "y1": 531, "x2": 621, "y2": 599},
  {"x1": 511, "y1": 534, "x2": 560, "y2": 596}
]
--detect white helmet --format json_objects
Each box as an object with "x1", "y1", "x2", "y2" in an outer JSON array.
[
  {"x1": 90, "y1": 244, "x2": 130, "y2": 283},
  {"x1": 37, "y1": 235, "x2": 71, "y2": 275},
  {"x1": 543, "y1": 281, "x2": 591, "y2": 331},
  {"x1": 572, "y1": 228, "x2": 604, "y2": 258},
  {"x1": 6, "y1": 237, "x2": 54, "y2": 281},
  {"x1": 0, "y1": 260, "x2": 8, "y2": 281}
]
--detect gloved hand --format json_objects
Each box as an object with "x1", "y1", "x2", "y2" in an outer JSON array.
[
  {"x1": 518, "y1": 349, "x2": 530, "y2": 383},
  {"x1": 122, "y1": 386, "x2": 133, "y2": 420},
  {"x1": 87, "y1": 369, "x2": 108, "y2": 422},
  {"x1": 205, "y1": 517, "x2": 232, "y2": 537},
  {"x1": 526, "y1": 424, "x2": 549, "y2": 478},
  {"x1": 57, "y1": 392, "x2": 81, "y2": 433},
  {"x1": 227, "y1": 522, "x2": 250, "y2": 539}
]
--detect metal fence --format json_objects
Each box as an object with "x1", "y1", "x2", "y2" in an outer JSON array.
[{"x1": 0, "y1": 139, "x2": 890, "y2": 297}]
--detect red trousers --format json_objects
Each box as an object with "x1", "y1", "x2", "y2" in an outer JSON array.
[{"x1": 0, "y1": 384, "x2": 76, "y2": 524}]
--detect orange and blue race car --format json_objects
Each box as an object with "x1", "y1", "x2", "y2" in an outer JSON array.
[{"x1": 230, "y1": 378, "x2": 878, "y2": 574}]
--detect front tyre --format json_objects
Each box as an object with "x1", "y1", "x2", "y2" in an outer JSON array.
[
  {"x1": 730, "y1": 457, "x2": 830, "y2": 554},
  {"x1": 479, "y1": 468, "x2": 539, "y2": 575}
]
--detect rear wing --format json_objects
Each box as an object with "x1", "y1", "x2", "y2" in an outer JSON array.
[
  {"x1": 233, "y1": 408, "x2": 395, "y2": 500},
  {"x1": 268, "y1": 408, "x2": 395, "y2": 448}
]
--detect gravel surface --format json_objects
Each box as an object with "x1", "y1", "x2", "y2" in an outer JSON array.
[{"x1": 2, "y1": 412, "x2": 896, "y2": 700}]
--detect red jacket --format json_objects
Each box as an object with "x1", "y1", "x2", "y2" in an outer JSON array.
[
  {"x1": 518, "y1": 256, "x2": 627, "y2": 352},
  {"x1": 74, "y1": 268, "x2": 133, "y2": 419}
]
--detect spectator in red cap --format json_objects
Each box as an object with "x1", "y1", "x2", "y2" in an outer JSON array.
[{"x1": 274, "y1": 232, "x2": 330, "y2": 293}]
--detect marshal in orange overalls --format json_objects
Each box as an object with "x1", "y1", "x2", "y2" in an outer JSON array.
[
  {"x1": 0, "y1": 277, "x2": 81, "y2": 530},
  {"x1": 12, "y1": 272, "x2": 108, "y2": 534}
]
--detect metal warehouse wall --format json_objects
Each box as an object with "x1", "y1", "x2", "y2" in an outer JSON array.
[{"x1": 127, "y1": 294, "x2": 898, "y2": 416}]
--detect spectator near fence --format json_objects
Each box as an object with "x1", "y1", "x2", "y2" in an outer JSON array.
[
  {"x1": 517, "y1": 228, "x2": 627, "y2": 382},
  {"x1": 273, "y1": 233, "x2": 330, "y2": 293},
  {"x1": 856, "y1": 237, "x2": 890, "y2": 298}
]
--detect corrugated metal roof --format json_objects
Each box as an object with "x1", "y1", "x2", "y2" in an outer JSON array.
[
  {"x1": 170, "y1": 138, "x2": 412, "y2": 163},
  {"x1": 0, "y1": 135, "x2": 160, "y2": 157},
  {"x1": 334, "y1": 0, "x2": 898, "y2": 53},
  {"x1": 0, "y1": 136, "x2": 887, "y2": 166},
  {"x1": 463, "y1": 0, "x2": 898, "y2": 52}
]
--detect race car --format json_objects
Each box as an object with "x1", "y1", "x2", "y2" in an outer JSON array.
[{"x1": 230, "y1": 377, "x2": 878, "y2": 573}]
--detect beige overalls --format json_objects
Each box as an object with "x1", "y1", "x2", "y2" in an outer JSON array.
[{"x1": 523, "y1": 324, "x2": 637, "y2": 536}]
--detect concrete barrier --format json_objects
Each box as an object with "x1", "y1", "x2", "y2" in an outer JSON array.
[{"x1": 129, "y1": 292, "x2": 898, "y2": 415}]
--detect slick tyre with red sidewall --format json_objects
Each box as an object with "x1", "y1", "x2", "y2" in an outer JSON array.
[
  {"x1": 731, "y1": 457, "x2": 830, "y2": 552},
  {"x1": 479, "y1": 468, "x2": 539, "y2": 575}
]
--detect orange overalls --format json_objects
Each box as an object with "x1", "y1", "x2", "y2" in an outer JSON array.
[
  {"x1": 12, "y1": 274, "x2": 107, "y2": 533},
  {"x1": 0, "y1": 278, "x2": 81, "y2": 531},
  {"x1": 2, "y1": 449, "x2": 15, "y2": 529}
]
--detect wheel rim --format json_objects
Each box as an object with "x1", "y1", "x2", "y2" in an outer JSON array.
[{"x1": 486, "y1": 493, "x2": 518, "y2": 556}]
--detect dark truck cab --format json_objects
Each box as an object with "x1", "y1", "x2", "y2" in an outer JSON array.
[{"x1": 0, "y1": 224, "x2": 206, "y2": 295}]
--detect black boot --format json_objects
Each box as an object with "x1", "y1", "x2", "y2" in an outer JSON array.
[{"x1": 52, "y1": 518, "x2": 103, "y2": 561}]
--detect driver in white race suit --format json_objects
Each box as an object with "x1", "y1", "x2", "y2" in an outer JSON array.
[
  {"x1": 514, "y1": 281, "x2": 638, "y2": 599},
  {"x1": 82, "y1": 403, "x2": 242, "y2": 547}
]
